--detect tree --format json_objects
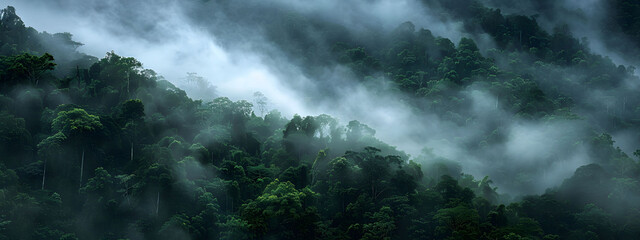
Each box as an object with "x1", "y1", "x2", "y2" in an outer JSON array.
[
  {"x1": 362, "y1": 206, "x2": 396, "y2": 240},
  {"x1": 0, "y1": 53, "x2": 55, "y2": 89},
  {"x1": 253, "y1": 91, "x2": 268, "y2": 117},
  {"x1": 37, "y1": 132, "x2": 66, "y2": 190},
  {"x1": 158, "y1": 214, "x2": 192, "y2": 240},
  {"x1": 0, "y1": 6, "x2": 25, "y2": 29},
  {"x1": 279, "y1": 165, "x2": 310, "y2": 189},
  {"x1": 177, "y1": 72, "x2": 217, "y2": 101},
  {"x1": 314, "y1": 114, "x2": 341, "y2": 147},
  {"x1": 283, "y1": 115, "x2": 318, "y2": 160},
  {"x1": 434, "y1": 175, "x2": 475, "y2": 207},
  {"x1": 433, "y1": 205, "x2": 480, "y2": 240},
  {"x1": 51, "y1": 108, "x2": 103, "y2": 188},
  {"x1": 346, "y1": 120, "x2": 375, "y2": 143},
  {"x1": 80, "y1": 167, "x2": 115, "y2": 196},
  {"x1": 240, "y1": 179, "x2": 320, "y2": 239},
  {"x1": 311, "y1": 150, "x2": 329, "y2": 185},
  {"x1": 120, "y1": 99, "x2": 145, "y2": 162},
  {"x1": 345, "y1": 147, "x2": 402, "y2": 202},
  {"x1": 138, "y1": 163, "x2": 173, "y2": 216},
  {"x1": 85, "y1": 51, "x2": 149, "y2": 104},
  {"x1": 191, "y1": 191, "x2": 221, "y2": 239}
]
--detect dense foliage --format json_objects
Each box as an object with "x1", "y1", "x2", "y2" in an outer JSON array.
[{"x1": 2, "y1": 3, "x2": 640, "y2": 240}]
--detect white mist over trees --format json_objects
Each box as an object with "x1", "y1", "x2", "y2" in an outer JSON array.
[{"x1": 2, "y1": 1, "x2": 640, "y2": 239}]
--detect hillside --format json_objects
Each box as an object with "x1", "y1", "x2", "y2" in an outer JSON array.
[{"x1": 2, "y1": 1, "x2": 640, "y2": 239}]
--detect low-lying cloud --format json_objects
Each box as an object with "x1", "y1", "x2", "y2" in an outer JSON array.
[{"x1": 7, "y1": 0, "x2": 634, "y2": 196}]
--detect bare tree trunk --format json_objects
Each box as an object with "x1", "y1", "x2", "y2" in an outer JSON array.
[
  {"x1": 41, "y1": 158, "x2": 47, "y2": 190},
  {"x1": 79, "y1": 148, "x2": 85, "y2": 188},
  {"x1": 130, "y1": 141, "x2": 134, "y2": 162},
  {"x1": 156, "y1": 191, "x2": 160, "y2": 216}
]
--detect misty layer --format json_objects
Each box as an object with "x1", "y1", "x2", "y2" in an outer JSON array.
[{"x1": 2, "y1": 1, "x2": 640, "y2": 240}]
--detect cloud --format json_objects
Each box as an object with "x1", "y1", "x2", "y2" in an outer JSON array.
[
  {"x1": 481, "y1": 0, "x2": 640, "y2": 71},
  {"x1": 7, "y1": 0, "x2": 630, "y2": 196}
]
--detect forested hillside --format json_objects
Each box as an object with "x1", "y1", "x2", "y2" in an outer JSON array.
[{"x1": 2, "y1": 1, "x2": 640, "y2": 239}]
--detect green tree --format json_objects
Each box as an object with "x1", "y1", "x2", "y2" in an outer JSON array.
[
  {"x1": 433, "y1": 205, "x2": 480, "y2": 240},
  {"x1": 282, "y1": 115, "x2": 318, "y2": 161},
  {"x1": 362, "y1": 206, "x2": 396, "y2": 240},
  {"x1": 0, "y1": 53, "x2": 55, "y2": 88},
  {"x1": 80, "y1": 167, "x2": 115, "y2": 196},
  {"x1": 51, "y1": 108, "x2": 103, "y2": 188},
  {"x1": 240, "y1": 179, "x2": 320, "y2": 239},
  {"x1": 346, "y1": 120, "x2": 375, "y2": 143},
  {"x1": 120, "y1": 99, "x2": 145, "y2": 163},
  {"x1": 345, "y1": 147, "x2": 402, "y2": 202},
  {"x1": 37, "y1": 131, "x2": 66, "y2": 190}
]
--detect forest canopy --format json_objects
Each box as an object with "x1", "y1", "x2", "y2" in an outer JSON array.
[{"x1": 2, "y1": 1, "x2": 640, "y2": 239}]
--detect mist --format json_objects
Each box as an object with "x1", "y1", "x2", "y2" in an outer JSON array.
[
  {"x1": 6, "y1": 0, "x2": 638, "y2": 198},
  {"x1": 480, "y1": 0, "x2": 640, "y2": 71},
  {"x1": 5, "y1": 1, "x2": 640, "y2": 239}
]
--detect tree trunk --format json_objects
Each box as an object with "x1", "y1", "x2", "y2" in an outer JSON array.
[
  {"x1": 127, "y1": 72, "x2": 130, "y2": 94},
  {"x1": 79, "y1": 148, "x2": 85, "y2": 188},
  {"x1": 156, "y1": 191, "x2": 160, "y2": 216},
  {"x1": 41, "y1": 158, "x2": 47, "y2": 190},
  {"x1": 130, "y1": 141, "x2": 134, "y2": 162}
]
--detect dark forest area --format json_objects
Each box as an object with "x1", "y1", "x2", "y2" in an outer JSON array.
[{"x1": 2, "y1": 0, "x2": 640, "y2": 239}]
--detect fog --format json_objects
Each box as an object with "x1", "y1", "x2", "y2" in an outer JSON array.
[
  {"x1": 6, "y1": 0, "x2": 637, "y2": 196},
  {"x1": 7, "y1": 0, "x2": 311, "y2": 114},
  {"x1": 480, "y1": 0, "x2": 640, "y2": 71}
]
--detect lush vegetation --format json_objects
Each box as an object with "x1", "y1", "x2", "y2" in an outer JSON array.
[{"x1": 2, "y1": 2, "x2": 640, "y2": 240}]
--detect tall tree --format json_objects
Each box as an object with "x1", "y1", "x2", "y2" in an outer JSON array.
[
  {"x1": 36, "y1": 132, "x2": 66, "y2": 190},
  {"x1": 0, "y1": 53, "x2": 55, "y2": 89},
  {"x1": 51, "y1": 108, "x2": 103, "y2": 188},
  {"x1": 120, "y1": 99, "x2": 145, "y2": 163}
]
